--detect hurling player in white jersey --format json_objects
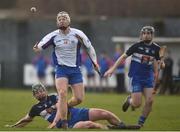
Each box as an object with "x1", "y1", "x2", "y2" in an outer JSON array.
[{"x1": 33, "y1": 11, "x2": 99, "y2": 129}]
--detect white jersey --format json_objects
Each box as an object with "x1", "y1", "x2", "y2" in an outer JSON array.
[{"x1": 37, "y1": 28, "x2": 96, "y2": 67}]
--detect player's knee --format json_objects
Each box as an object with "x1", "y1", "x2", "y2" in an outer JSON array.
[
  {"x1": 132, "y1": 100, "x2": 141, "y2": 108},
  {"x1": 134, "y1": 103, "x2": 141, "y2": 108},
  {"x1": 59, "y1": 89, "x2": 67, "y2": 99}
]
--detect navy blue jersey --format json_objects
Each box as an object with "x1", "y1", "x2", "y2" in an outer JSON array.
[
  {"x1": 28, "y1": 94, "x2": 58, "y2": 120},
  {"x1": 28, "y1": 94, "x2": 89, "y2": 128},
  {"x1": 126, "y1": 41, "x2": 160, "y2": 78}
]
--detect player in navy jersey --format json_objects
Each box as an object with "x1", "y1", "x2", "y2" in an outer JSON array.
[
  {"x1": 104, "y1": 26, "x2": 165, "y2": 127},
  {"x1": 33, "y1": 11, "x2": 99, "y2": 129},
  {"x1": 6, "y1": 83, "x2": 140, "y2": 130}
]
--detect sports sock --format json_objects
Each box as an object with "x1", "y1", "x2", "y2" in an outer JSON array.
[{"x1": 138, "y1": 115, "x2": 146, "y2": 126}]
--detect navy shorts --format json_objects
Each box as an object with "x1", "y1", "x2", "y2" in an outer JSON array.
[
  {"x1": 55, "y1": 107, "x2": 89, "y2": 128},
  {"x1": 129, "y1": 76, "x2": 154, "y2": 93},
  {"x1": 55, "y1": 65, "x2": 83, "y2": 85}
]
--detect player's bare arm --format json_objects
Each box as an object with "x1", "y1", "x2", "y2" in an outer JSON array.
[
  {"x1": 104, "y1": 53, "x2": 127, "y2": 77},
  {"x1": 153, "y1": 60, "x2": 159, "y2": 78},
  {"x1": 76, "y1": 33, "x2": 99, "y2": 72},
  {"x1": 5, "y1": 114, "x2": 33, "y2": 128},
  {"x1": 86, "y1": 45, "x2": 100, "y2": 71}
]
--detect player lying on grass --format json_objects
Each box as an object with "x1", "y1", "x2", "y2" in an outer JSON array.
[{"x1": 6, "y1": 83, "x2": 140, "y2": 130}]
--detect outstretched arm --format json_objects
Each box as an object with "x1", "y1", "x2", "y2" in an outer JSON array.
[
  {"x1": 85, "y1": 45, "x2": 100, "y2": 73},
  {"x1": 75, "y1": 34, "x2": 100, "y2": 73},
  {"x1": 48, "y1": 103, "x2": 60, "y2": 129},
  {"x1": 104, "y1": 53, "x2": 127, "y2": 77},
  {"x1": 5, "y1": 114, "x2": 33, "y2": 128}
]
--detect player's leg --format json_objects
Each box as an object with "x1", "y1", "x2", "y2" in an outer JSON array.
[
  {"x1": 89, "y1": 108, "x2": 122, "y2": 126},
  {"x1": 88, "y1": 108, "x2": 141, "y2": 130},
  {"x1": 73, "y1": 121, "x2": 107, "y2": 129},
  {"x1": 138, "y1": 87, "x2": 154, "y2": 126},
  {"x1": 68, "y1": 83, "x2": 84, "y2": 107},
  {"x1": 130, "y1": 92, "x2": 143, "y2": 107},
  {"x1": 122, "y1": 77, "x2": 143, "y2": 112},
  {"x1": 68, "y1": 69, "x2": 84, "y2": 107},
  {"x1": 56, "y1": 78, "x2": 69, "y2": 128},
  {"x1": 49, "y1": 66, "x2": 70, "y2": 129},
  {"x1": 48, "y1": 77, "x2": 68, "y2": 129}
]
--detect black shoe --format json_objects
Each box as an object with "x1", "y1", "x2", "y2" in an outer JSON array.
[
  {"x1": 124, "y1": 124, "x2": 141, "y2": 129},
  {"x1": 107, "y1": 122, "x2": 125, "y2": 129},
  {"x1": 107, "y1": 123, "x2": 141, "y2": 130},
  {"x1": 122, "y1": 95, "x2": 131, "y2": 112}
]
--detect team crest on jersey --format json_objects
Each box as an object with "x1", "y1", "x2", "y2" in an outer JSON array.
[
  {"x1": 145, "y1": 48, "x2": 150, "y2": 53},
  {"x1": 64, "y1": 39, "x2": 68, "y2": 44}
]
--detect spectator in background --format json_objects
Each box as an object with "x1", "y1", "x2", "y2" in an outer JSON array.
[
  {"x1": 113, "y1": 44, "x2": 125, "y2": 93},
  {"x1": 32, "y1": 53, "x2": 49, "y2": 84},
  {"x1": 160, "y1": 51, "x2": 174, "y2": 94},
  {"x1": 99, "y1": 51, "x2": 113, "y2": 88}
]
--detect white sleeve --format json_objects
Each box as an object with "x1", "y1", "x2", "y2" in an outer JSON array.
[
  {"x1": 86, "y1": 45, "x2": 98, "y2": 64},
  {"x1": 37, "y1": 32, "x2": 56, "y2": 50},
  {"x1": 76, "y1": 30, "x2": 98, "y2": 64}
]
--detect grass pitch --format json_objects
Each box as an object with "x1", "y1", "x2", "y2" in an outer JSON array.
[{"x1": 0, "y1": 88, "x2": 180, "y2": 131}]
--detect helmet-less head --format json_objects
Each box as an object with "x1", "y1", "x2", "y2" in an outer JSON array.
[
  {"x1": 140, "y1": 26, "x2": 155, "y2": 43},
  {"x1": 56, "y1": 11, "x2": 71, "y2": 31},
  {"x1": 32, "y1": 83, "x2": 47, "y2": 101}
]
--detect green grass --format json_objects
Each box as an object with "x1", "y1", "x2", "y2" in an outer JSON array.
[{"x1": 0, "y1": 88, "x2": 180, "y2": 131}]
